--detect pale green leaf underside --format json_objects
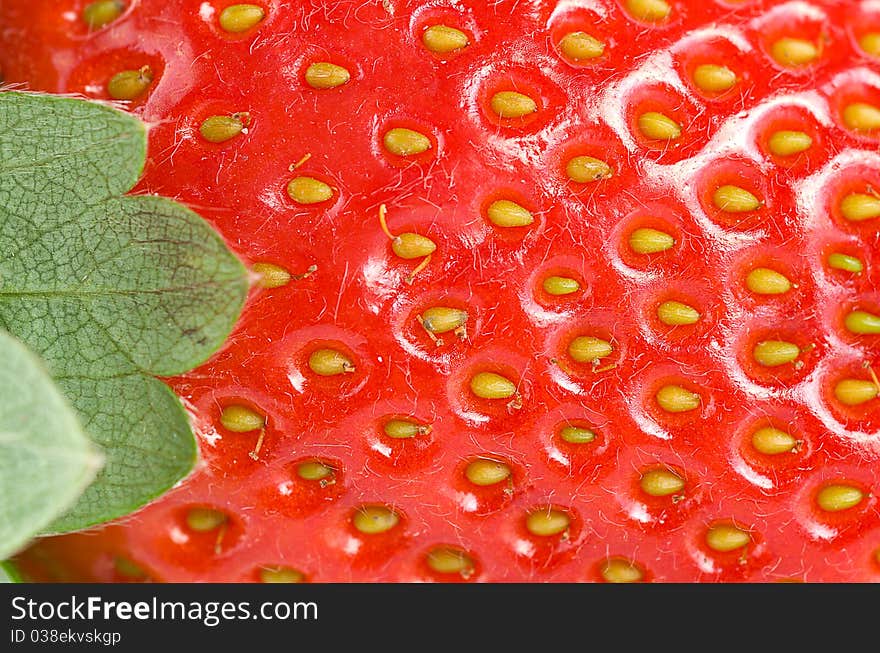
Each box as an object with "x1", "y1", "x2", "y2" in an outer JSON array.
[
  {"x1": 0, "y1": 331, "x2": 101, "y2": 559},
  {"x1": 0, "y1": 91, "x2": 247, "y2": 532}
]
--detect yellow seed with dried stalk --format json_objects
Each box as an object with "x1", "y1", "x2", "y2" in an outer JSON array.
[{"x1": 308, "y1": 348, "x2": 355, "y2": 376}]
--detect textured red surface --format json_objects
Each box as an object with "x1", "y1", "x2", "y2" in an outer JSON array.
[{"x1": 4, "y1": 0, "x2": 880, "y2": 581}]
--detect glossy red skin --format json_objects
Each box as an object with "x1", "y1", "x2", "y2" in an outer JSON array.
[{"x1": 4, "y1": 0, "x2": 880, "y2": 582}]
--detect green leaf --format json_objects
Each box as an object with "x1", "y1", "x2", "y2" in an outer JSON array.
[
  {"x1": 0, "y1": 330, "x2": 101, "y2": 559},
  {"x1": 1, "y1": 560, "x2": 25, "y2": 583},
  {"x1": 0, "y1": 91, "x2": 248, "y2": 532}
]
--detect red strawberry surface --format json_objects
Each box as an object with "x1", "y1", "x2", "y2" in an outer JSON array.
[{"x1": 3, "y1": 0, "x2": 880, "y2": 582}]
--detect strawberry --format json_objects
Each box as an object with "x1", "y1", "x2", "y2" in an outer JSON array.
[{"x1": 3, "y1": 0, "x2": 880, "y2": 583}]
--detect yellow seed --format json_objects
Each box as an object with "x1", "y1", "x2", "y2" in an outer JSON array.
[
  {"x1": 751, "y1": 426, "x2": 798, "y2": 455},
  {"x1": 490, "y1": 91, "x2": 538, "y2": 119},
  {"x1": 655, "y1": 385, "x2": 701, "y2": 413},
  {"x1": 421, "y1": 25, "x2": 469, "y2": 54},
  {"x1": 705, "y1": 523, "x2": 751, "y2": 552},
  {"x1": 308, "y1": 348, "x2": 354, "y2": 376},
  {"x1": 542, "y1": 276, "x2": 580, "y2": 296},
  {"x1": 559, "y1": 425, "x2": 597, "y2": 444},
  {"x1": 657, "y1": 300, "x2": 700, "y2": 326},
  {"x1": 768, "y1": 130, "x2": 813, "y2": 157},
  {"x1": 218, "y1": 4, "x2": 265, "y2": 33},
  {"x1": 558, "y1": 32, "x2": 605, "y2": 61},
  {"x1": 640, "y1": 468, "x2": 685, "y2": 497},
  {"x1": 692, "y1": 64, "x2": 737, "y2": 93},
  {"x1": 114, "y1": 556, "x2": 147, "y2": 579},
  {"x1": 843, "y1": 102, "x2": 880, "y2": 132},
  {"x1": 464, "y1": 459, "x2": 511, "y2": 486},
  {"x1": 107, "y1": 66, "x2": 153, "y2": 101},
  {"x1": 421, "y1": 307, "x2": 468, "y2": 334},
  {"x1": 304, "y1": 62, "x2": 350, "y2": 89},
  {"x1": 752, "y1": 340, "x2": 801, "y2": 367},
  {"x1": 525, "y1": 508, "x2": 571, "y2": 537},
  {"x1": 220, "y1": 404, "x2": 264, "y2": 432},
  {"x1": 426, "y1": 547, "x2": 474, "y2": 575},
  {"x1": 840, "y1": 192, "x2": 880, "y2": 222},
  {"x1": 82, "y1": 0, "x2": 125, "y2": 30},
  {"x1": 470, "y1": 371, "x2": 517, "y2": 399},
  {"x1": 199, "y1": 113, "x2": 248, "y2": 143},
  {"x1": 845, "y1": 310, "x2": 880, "y2": 335},
  {"x1": 352, "y1": 505, "x2": 399, "y2": 534},
  {"x1": 487, "y1": 199, "x2": 534, "y2": 228},
  {"x1": 828, "y1": 253, "x2": 863, "y2": 274},
  {"x1": 566, "y1": 155, "x2": 612, "y2": 183},
  {"x1": 859, "y1": 32, "x2": 880, "y2": 57},
  {"x1": 297, "y1": 460, "x2": 334, "y2": 481},
  {"x1": 383, "y1": 418, "x2": 429, "y2": 439},
  {"x1": 629, "y1": 227, "x2": 675, "y2": 254},
  {"x1": 383, "y1": 127, "x2": 432, "y2": 156},
  {"x1": 600, "y1": 558, "x2": 644, "y2": 583},
  {"x1": 638, "y1": 111, "x2": 682, "y2": 141},
  {"x1": 816, "y1": 484, "x2": 864, "y2": 512},
  {"x1": 713, "y1": 185, "x2": 761, "y2": 213},
  {"x1": 259, "y1": 566, "x2": 305, "y2": 583},
  {"x1": 625, "y1": 0, "x2": 671, "y2": 23},
  {"x1": 834, "y1": 379, "x2": 879, "y2": 405},
  {"x1": 286, "y1": 176, "x2": 333, "y2": 205},
  {"x1": 392, "y1": 233, "x2": 436, "y2": 259},
  {"x1": 770, "y1": 37, "x2": 819, "y2": 67},
  {"x1": 568, "y1": 336, "x2": 613, "y2": 363},
  {"x1": 745, "y1": 268, "x2": 792, "y2": 295},
  {"x1": 253, "y1": 262, "x2": 291, "y2": 289},
  {"x1": 186, "y1": 508, "x2": 226, "y2": 532}
]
